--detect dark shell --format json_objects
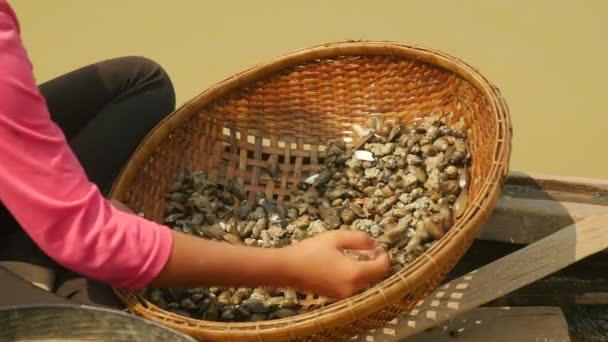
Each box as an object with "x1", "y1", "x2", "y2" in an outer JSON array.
[{"x1": 227, "y1": 178, "x2": 247, "y2": 201}]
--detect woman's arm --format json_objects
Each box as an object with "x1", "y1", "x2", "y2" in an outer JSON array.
[
  {"x1": 0, "y1": 1, "x2": 173, "y2": 291},
  {"x1": 111, "y1": 200, "x2": 391, "y2": 299},
  {"x1": 1, "y1": 1, "x2": 390, "y2": 298},
  {"x1": 151, "y1": 229, "x2": 389, "y2": 299}
]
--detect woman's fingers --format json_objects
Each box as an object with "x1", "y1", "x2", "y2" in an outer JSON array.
[{"x1": 333, "y1": 230, "x2": 379, "y2": 250}]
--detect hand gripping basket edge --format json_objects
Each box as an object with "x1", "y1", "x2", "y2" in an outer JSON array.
[{"x1": 108, "y1": 41, "x2": 512, "y2": 342}]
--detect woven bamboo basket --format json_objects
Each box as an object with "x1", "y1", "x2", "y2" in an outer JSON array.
[{"x1": 109, "y1": 41, "x2": 512, "y2": 341}]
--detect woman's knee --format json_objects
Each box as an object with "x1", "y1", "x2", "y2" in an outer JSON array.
[
  {"x1": 99, "y1": 56, "x2": 176, "y2": 109},
  {"x1": 123, "y1": 56, "x2": 171, "y2": 82},
  {"x1": 126, "y1": 56, "x2": 174, "y2": 92}
]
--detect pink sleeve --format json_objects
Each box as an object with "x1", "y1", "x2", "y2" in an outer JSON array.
[{"x1": 0, "y1": 1, "x2": 173, "y2": 290}]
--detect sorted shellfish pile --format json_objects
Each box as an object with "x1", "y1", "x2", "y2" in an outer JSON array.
[{"x1": 141, "y1": 115, "x2": 470, "y2": 322}]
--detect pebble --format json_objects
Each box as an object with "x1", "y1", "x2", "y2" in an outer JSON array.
[{"x1": 307, "y1": 220, "x2": 328, "y2": 236}]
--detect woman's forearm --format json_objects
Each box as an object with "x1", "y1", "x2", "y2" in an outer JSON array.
[
  {"x1": 149, "y1": 231, "x2": 294, "y2": 290},
  {"x1": 147, "y1": 229, "x2": 391, "y2": 300}
]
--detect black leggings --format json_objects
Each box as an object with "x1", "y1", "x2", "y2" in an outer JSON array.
[
  {"x1": 0, "y1": 56, "x2": 175, "y2": 305},
  {"x1": 40, "y1": 56, "x2": 175, "y2": 195}
]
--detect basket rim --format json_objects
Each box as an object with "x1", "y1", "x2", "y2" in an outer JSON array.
[{"x1": 109, "y1": 40, "x2": 512, "y2": 339}]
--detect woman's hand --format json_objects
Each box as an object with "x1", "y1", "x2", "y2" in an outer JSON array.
[{"x1": 280, "y1": 230, "x2": 391, "y2": 299}]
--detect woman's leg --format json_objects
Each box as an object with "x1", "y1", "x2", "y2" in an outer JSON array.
[
  {"x1": 39, "y1": 55, "x2": 176, "y2": 195},
  {"x1": 0, "y1": 56, "x2": 176, "y2": 307}
]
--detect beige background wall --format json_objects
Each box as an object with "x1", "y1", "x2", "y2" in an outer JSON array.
[{"x1": 9, "y1": 0, "x2": 607, "y2": 179}]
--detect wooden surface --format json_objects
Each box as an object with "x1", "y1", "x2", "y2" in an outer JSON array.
[
  {"x1": 0, "y1": 266, "x2": 69, "y2": 306},
  {"x1": 448, "y1": 241, "x2": 608, "y2": 307},
  {"x1": 477, "y1": 172, "x2": 608, "y2": 246},
  {"x1": 0, "y1": 261, "x2": 55, "y2": 291},
  {"x1": 507, "y1": 172, "x2": 608, "y2": 197},
  {"x1": 405, "y1": 307, "x2": 570, "y2": 342},
  {"x1": 350, "y1": 209, "x2": 608, "y2": 341},
  {"x1": 456, "y1": 171, "x2": 608, "y2": 306},
  {"x1": 479, "y1": 198, "x2": 606, "y2": 245}
]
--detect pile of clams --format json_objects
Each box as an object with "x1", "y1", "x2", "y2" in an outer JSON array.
[{"x1": 141, "y1": 115, "x2": 471, "y2": 322}]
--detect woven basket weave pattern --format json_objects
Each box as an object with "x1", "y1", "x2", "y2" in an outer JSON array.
[{"x1": 112, "y1": 42, "x2": 511, "y2": 342}]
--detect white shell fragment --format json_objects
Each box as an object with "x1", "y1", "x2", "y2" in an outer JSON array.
[
  {"x1": 304, "y1": 174, "x2": 319, "y2": 184},
  {"x1": 354, "y1": 150, "x2": 374, "y2": 161},
  {"x1": 342, "y1": 137, "x2": 353, "y2": 143}
]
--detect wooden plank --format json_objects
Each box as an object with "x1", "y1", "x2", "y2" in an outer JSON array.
[
  {"x1": 447, "y1": 241, "x2": 608, "y2": 306},
  {"x1": 0, "y1": 261, "x2": 55, "y2": 291},
  {"x1": 0, "y1": 266, "x2": 69, "y2": 306},
  {"x1": 502, "y1": 183, "x2": 608, "y2": 207},
  {"x1": 474, "y1": 172, "x2": 608, "y2": 246},
  {"x1": 350, "y1": 210, "x2": 608, "y2": 341},
  {"x1": 404, "y1": 307, "x2": 570, "y2": 342},
  {"x1": 477, "y1": 198, "x2": 607, "y2": 245},
  {"x1": 508, "y1": 172, "x2": 608, "y2": 197}
]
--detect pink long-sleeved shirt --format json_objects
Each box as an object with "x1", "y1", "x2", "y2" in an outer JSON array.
[{"x1": 0, "y1": 1, "x2": 173, "y2": 290}]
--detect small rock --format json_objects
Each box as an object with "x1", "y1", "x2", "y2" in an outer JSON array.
[
  {"x1": 249, "y1": 313, "x2": 267, "y2": 321},
  {"x1": 345, "y1": 156, "x2": 362, "y2": 169},
  {"x1": 369, "y1": 224, "x2": 382, "y2": 237},
  {"x1": 399, "y1": 193, "x2": 412, "y2": 204},
  {"x1": 365, "y1": 143, "x2": 395, "y2": 156},
  {"x1": 351, "y1": 219, "x2": 374, "y2": 232},
  {"x1": 221, "y1": 308, "x2": 238, "y2": 321},
  {"x1": 404, "y1": 173, "x2": 418, "y2": 186},
  {"x1": 410, "y1": 188, "x2": 424, "y2": 199},
  {"x1": 364, "y1": 167, "x2": 380, "y2": 179},
  {"x1": 406, "y1": 154, "x2": 423, "y2": 166},
  {"x1": 260, "y1": 230, "x2": 273, "y2": 247},
  {"x1": 250, "y1": 292, "x2": 266, "y2": 302},
  {"x1": 268, "y1": 308, "x2": 298, "y2": 319},
  {"x1": 393, "y1": 146, "x2": 408, "y2": 157},
  {"x1": 267, "y1": 225, "x2": 285, "y2": 239},
  {"x1": 286, "y1": 215, "x2": 310, "y2": 232},
  {"x1": 180, "y1": 298, "x2": 196, "y2": 310},
  {"x1": 292, "y1": 228, "x2": 307, "y2": 240},
  {"x1": 425, "y1": 152, "x2": 445, "y2": 171},
  {"x1": 241, "y1": 299, "x2": 270, "y2": 313},
  {"x1": 307, "y1": 220, "x2": 328, "y2": 236},
  {"x1": 264, "y1": 296, "x2": 286, "y2": 308}
]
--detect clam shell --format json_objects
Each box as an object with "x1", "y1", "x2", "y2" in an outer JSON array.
[{"x1": 354, "y1": 150, "x2": 375, "y2": 161}]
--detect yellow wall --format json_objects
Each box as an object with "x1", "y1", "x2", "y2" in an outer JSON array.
[{"x1": 9, "y1": 0, "x2": 608, "y2": 179}]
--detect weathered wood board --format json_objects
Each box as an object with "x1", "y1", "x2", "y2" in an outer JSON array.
[
  {"x1": 448, "y1": 240, "x2": 608, "y2": 307},
  {"x1": 477, "y1": 172, "x2": 608, "y2": 246},
  {"x1": 405, "y1": 307, "x2": 570, "y2": 342},
  {"x1": 0, "y1": 266, "x2": 69, "y2": 306}
]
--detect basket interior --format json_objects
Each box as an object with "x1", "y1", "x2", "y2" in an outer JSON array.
[
  {"x1": 116, "y1": 53, "x2": 501, "y2": 328},
  {"x1": 124, "y1": 55, "x2": 493, "y2": 222}
]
